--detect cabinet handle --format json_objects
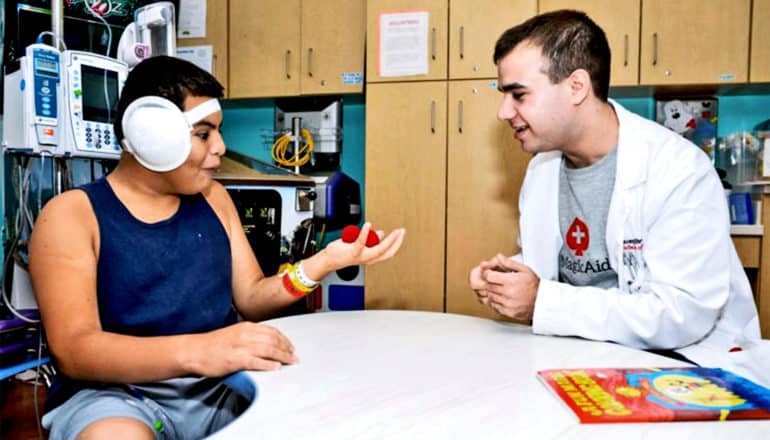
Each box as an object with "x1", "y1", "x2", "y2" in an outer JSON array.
[
  {"x1": 623, "y1": 34, "x2": 628, "y2": 67},
  {"x1": 212, "y1": 53, "x2": 217, "y2": 76},
  {"x1": 431, "y1": 27, "x2": 437, "y2": 61},
  {"x1": 458, "y1": 100, "x2": 463, "y2": 133},
  {"x1": 307, "y1": 48, "x2": 313, "y2": 77},
  {"x1": 430, "y1": 100, "x2": 436, "y2": 133},
  {"x1": 285, "y1": 49, "x2": 292, "y2": 79},
  {"x1": 652, "y1": 33, "x2": 658, "y2": 66},
  {"x1": 459, "y1": 26, "x2": 464, "y2": 60}
]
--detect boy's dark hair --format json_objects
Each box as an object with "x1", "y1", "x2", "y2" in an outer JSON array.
[
  {"x1": 113, "y1": 55, "x2": 224, "y2": 140},
  {"x1": 493, "y1": 10, "x2": 611, "y2": 101}
]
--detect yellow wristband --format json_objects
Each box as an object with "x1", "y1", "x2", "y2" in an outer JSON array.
[{"x1": 287, "y1": 263, "x2": 316, "y2": 293}]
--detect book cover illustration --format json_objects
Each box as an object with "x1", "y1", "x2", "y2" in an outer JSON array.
[{"x1": 537, "y1": 367, "x2": 770, "y2": 423}]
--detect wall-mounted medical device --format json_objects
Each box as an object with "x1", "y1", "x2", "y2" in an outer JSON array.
[
  {"x1": 275, "y1": 97, "x2": 343, "y2": 173},
  {"x1": 60, "y1": 50, "x2": 128, "y2": 159},
  {"x1": 117, "y1": 1, "x2": 177, "y2": 68},
  {"x1": 3, "y1": 43, "x2": 62, "y2": 155},
  {"x1": 311, "y1": 171, "x2": 362, "y2": 230}
]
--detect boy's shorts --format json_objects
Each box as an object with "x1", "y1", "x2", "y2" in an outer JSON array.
[{"x1": 42, "y1": 377, "x2": 249, "y2": 440}]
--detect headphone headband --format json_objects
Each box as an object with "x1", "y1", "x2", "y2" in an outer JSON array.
[{"x1": 184, "y1": 98, "x2": 221, "y2": 126}]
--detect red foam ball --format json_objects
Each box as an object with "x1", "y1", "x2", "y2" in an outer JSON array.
[
  {"x1": 341, "y1": 225, "x2": 360, "y2": 243},
  {"x1": 365, "y1": 230, "x2": 380, "y2": 247}
]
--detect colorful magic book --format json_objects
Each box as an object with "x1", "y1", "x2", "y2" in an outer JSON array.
[{"x1": 537, "y1": 367, "x2": 770, "y2": 423}]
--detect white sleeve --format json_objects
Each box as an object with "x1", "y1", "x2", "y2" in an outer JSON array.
[{"x1": 532, "y1": 154, "x2": 731, "y2": 350}]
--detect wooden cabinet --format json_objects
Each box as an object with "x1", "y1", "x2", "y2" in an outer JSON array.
[
  {"x1": 229, "y1": 0, "x2": 365, "y2": 98},
  {"x1": 751, "y1": 0, "x2": 770, "y2": 82},
  {"x1": 448, "y1": 0, "x2": 536, "y2": 80},
  {"x1": 366, "y1": 0, "x2": 448, "y2": 82},
  {"x1": 176, "y1": 0, "x2": 229, "y2": 96},
  {"x1": 759, "y1": 193, "x2": 770, "y2": 339},
  {"x1": 364, "y1": 79, "x2": 530, "y2": 314},
  {"x1": 364, "y1": 82, "x2": 447, "y2": 311},
  {"x1": 299, "y1": 1, "x2": 366, "y2": 95},
  {"x1": 366, "y1": 0, "x2": 535, "y2": 82},
  {"x1": 639, "y1": 0, "x2": 751, "y2": 85},
  {"x1": 538, "y1": 0, "x2": 640, "y2": 86},
  {"x1": 365, "y1": 1, "x2": 530, "y2": 314},
  {"x1": 445, "y1": 80, "x2": 530, "y2": 317}
]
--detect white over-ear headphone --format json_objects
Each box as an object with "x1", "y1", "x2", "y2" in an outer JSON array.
[{"x1": 120, "y1": 96, "x2": 221, "y2": 172}]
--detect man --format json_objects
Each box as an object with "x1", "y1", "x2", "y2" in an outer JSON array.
[
  {"x1": 469, "y1": 10, "x2": 760, "y2": 368},
  {"x1": 29, "y1": 56, "x2": 405, "y2": 439}
]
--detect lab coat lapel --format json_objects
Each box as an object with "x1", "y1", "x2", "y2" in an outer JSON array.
[
  {"x1": 606, "y1": 101, "x2": 649, "y2": 283},
  {"x1": 520, "y1": 151, "x2": 562, "y2": 280}
]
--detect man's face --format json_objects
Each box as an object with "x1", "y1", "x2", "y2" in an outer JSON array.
[
  {"x1": 166, "y1": 95, "x2": 225, "y2": 194},
  {"x1": 496, "y1": 42, "x2": 572, "y2": 154}
]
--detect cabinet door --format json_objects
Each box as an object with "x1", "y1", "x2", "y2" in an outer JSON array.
[
  {"x1": 751, "y1": 0, "x2": 770, "y2": 82},
  {"x1": 449, "y1": 0, "x2": 536, "y2": 80},
  {"x1": 640, "y1": 0, "x2": 750, "y2": 85},
  {"x1": 301, "y1": 0, "x2": 366, "y2": 94},
  {"x1": 365, "y1": 82, "x2": 447, "y2": 311},
  {"x1": 445, "y1": 80, "x2": 530, "y2": 318},
  {"x1": 366, "y1": 0, "x2": 448, "y2": 82},
  {"x1": 229, "y1": 0, "x2": 301, "y2": 98},
  {"x1": 177, "y1": 0, "x2": 229, "y2": 96},
  {"x1": 539, "y1": 0, "x2": 640, "y2": 86}
]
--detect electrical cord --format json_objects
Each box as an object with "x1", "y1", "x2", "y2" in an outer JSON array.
[
  {"x1": 271, "y1": 129, "x2": 315, "y2": 168},
  {"x1": 83, "y1": 0, "x2": 115, "y2": 127},
  {"x1": 2, "y1": 158, "x2": 40, "y2": 324},
  {"x1": 84, "y1": 0, "x2": 114, "y2": 57},
  {"x1": 37, "y1": 154, "x2": 48, "y2": 216},
  {"x1": 35, "y1": 31, "x2": 68, "y2": 50},
  {"x1": 317, "y1": 223, "x2": 326, "y2": 248},
  {"x1": 34, "y1": 329, "x2": 45, "y2": 440}
]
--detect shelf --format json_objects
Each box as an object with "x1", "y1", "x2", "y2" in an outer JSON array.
[
  {"x1": 0, "y1": 356, "x2": 50, "y2": 382},
  {"x1": 609, "y1": 82, "x2": 770, "y2": 98},
  {"x1": 731, "y1": 224, "x2": 764, "y2": 236}
]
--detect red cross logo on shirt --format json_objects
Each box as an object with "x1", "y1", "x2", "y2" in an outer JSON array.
[{"x1": 566, "y1": 217, "x2": 590, "y2": 256}]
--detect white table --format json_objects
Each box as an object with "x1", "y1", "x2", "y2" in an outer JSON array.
[{"x1": 211, "y1": 310, "x2": 770, "y2": 439}]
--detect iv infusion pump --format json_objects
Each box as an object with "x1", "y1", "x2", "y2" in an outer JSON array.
[
  {"x1": 3, "y1": 45, "x2": 127, "y2": 159},
  {"x1": 60, "y1": 51, "x2": 127, "y2": 159},
  {"x1": 2, "y1": 43, "x2": 61, "y2": 154}
]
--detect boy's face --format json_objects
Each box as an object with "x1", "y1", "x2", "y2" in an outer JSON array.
[
  {"x1": 496, "y1": 42, "x2": 574, "y2": 155},
  {"x1": 166, "y1": 95, "x2": 225, "y2": 194}
]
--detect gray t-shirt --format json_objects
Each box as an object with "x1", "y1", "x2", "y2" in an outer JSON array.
[{"x1": 558, "y1": 148, "x2": 618, "y2": 288}]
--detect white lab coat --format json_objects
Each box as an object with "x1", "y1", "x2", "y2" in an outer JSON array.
[{"x1": 516, "y1": 100, "x2": 761, "y2": 370}]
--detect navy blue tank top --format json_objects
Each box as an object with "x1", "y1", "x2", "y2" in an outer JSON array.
[
  {"x1": 88, "y1": 177, "x2": 237, "y2": 335},
  {"x1": 46, "y1": 177, "x2": 237, "y2": 411}
]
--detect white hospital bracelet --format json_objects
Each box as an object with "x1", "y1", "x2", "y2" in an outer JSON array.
[{"x1": 296, "y1": 261, "x2": 319, "y2": 288}]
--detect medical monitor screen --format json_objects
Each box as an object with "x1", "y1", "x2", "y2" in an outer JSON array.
[{"x1": 81, "y1": 64, "x2": 119, "y2": 124}]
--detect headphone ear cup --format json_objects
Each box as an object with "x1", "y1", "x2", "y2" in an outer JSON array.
[{"x1": 121, "y1": 96, "x2": 192, "y2": 172}]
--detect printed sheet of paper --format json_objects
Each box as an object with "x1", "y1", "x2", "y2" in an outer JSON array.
[
  {"x1": 178, "y1": 0, "x2": 207, "y2": 39},
  {"x1": 176, "y1": 45, "x2": 213, "y2": 73},
  {"x1": 378, "y1": 11, "x2": 429, "y2": 77}
]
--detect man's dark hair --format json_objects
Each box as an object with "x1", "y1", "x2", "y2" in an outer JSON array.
[
  {"x1": 493, "y1": 10, "x2": 611, "y2": 101},
  {"x1": 113, "y1": 55, "x2": 224, "y2": 140}
]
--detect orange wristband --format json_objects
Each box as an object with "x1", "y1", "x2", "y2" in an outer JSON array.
[{"x1": 282, "y1": 271, "x2": 308, "y2": 298}]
